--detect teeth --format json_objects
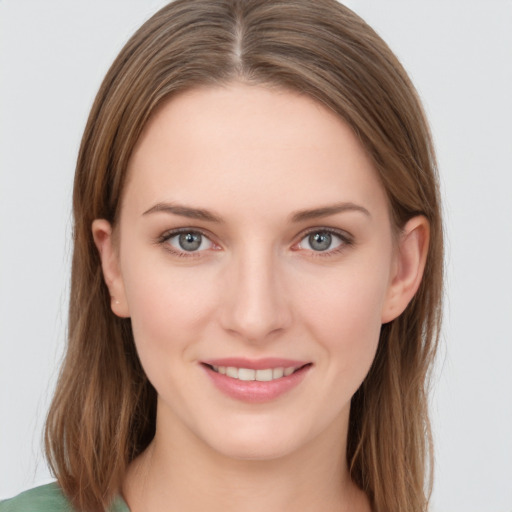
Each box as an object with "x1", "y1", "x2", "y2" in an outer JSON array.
[
  {"x1": 272, "y1": 367, "x2": 284, "y2": 379},
  {"x1": 226, "y1": 366, "x2": 238, "y2": 378},
  {"x1": 238, "y1": 368, "x2": 256, "y2": 381},
  {"x1": 211, "y1": 365, "x2": 300, "y2": 381},
  {"x1": 256, "y1": 369, "x2": 273, "y2": 381}
]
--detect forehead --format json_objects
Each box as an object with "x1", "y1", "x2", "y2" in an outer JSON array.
[{"x1": 123, "y1": 83, "x2": 388, "y2": 222}]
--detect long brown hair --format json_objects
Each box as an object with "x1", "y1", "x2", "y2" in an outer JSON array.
[{"x1": 44, "y1": 1, "x2": 443, "y2": 511}]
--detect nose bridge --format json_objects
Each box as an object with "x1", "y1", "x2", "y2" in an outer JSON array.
[{"x1": 221, "y1": 241, "x2": 290, "y2": 342}]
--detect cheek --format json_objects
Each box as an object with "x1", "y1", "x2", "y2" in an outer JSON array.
[
  {"x1": 121, "y1": 257, "x2": 218, "y2": 363},
  {"x1": 296, "y1": 264, "x2": 389, "y2": 381}
]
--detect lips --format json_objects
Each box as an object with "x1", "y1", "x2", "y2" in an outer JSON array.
[
  {"x1": 202, "y1": 357, "x2": 309, "y2": 368},
  {"x1": 201, "y1": 358, "x2": 312, "y2": 403}
]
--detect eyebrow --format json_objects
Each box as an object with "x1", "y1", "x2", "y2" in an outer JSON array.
[
  {"x1": 143, "y1": 203, "x2": 223, "y2": 222},
  {"x1": 142, "y1": 201, "x2": 370, "y2": 223},
  {"x1": 290, "y1": 202, "x2": 371, "y2": 222}
]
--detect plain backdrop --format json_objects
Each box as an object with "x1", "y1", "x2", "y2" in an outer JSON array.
[{"x1": 1, "y1": 1, "x2": 511, "y2": 511}]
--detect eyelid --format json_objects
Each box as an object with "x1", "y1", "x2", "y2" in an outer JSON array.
[
  {"x1": 156, "y1": 227, "x2": 219, "y2": 257},
  {"x1": 155, "y1": 226, "x2": 354, "y2": 258},
  {"x1": 293, "y1": 227, "x2": 354, "y2": 255}
]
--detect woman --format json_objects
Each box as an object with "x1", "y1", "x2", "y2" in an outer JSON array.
[{"x1": 0, "y1": 0, "x2": 443, "y2": 511}]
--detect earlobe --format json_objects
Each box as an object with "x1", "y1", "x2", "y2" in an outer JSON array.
[
  {"x1": 381, "y1": 216, "x2": 430, "y2": 324},
  {"x1": 91, "y1": 219, "x2": 130, "y2": 318}
]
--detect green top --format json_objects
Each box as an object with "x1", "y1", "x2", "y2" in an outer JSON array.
[{"x1": 0, "y1": 482, "x2": 130, "y2": 512}]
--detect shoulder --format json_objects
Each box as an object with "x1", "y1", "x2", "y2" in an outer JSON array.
[
  {"x1": 0, "y1": 483, "x2": 74, "y2": 512},
  {"x1": 0, "y1": 483, "x2": 130, "y2": 512}
]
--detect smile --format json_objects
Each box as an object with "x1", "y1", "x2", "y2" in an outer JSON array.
[
  {"x1": 208, "y1": 365, "x2": 301, "y2": 381},
  {"x1": 201, "y1": 359, "x2": 312, "y2": 403}
]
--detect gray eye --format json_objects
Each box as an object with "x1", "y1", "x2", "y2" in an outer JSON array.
[
  {"x1": 298, "y1": 231, "x2": 343, "y2": 252},
  {"x1": 308, "y1": 232, "x2": 332, "y2": 251},
  {"x1": 179, "y1": 232, "x2": 202, "y2": 251},
  {"x1": 167, "y1": 231, "x2": 213, "y2": 252}
]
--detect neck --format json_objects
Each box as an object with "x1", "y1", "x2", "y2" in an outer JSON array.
[{"x1": 123, "y1": 407, "x2": 370, "y2": 512}]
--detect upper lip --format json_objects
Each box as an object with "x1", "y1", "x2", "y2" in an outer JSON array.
[{"x1": 201, "y1": 357, "x2": 310, "y2": 370}]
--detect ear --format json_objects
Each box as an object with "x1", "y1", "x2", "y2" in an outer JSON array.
[
  {"x1": 92, "y1": 219, "x2": 130, "y2": 318},
  {"x1": 381, "y1": 216, "x2": 430, "y2": 324}
]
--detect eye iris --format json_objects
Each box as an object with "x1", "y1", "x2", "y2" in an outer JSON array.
[
  {"x1": 309, "y1": 232, "x2": 332, "y2": 251},
  {"x1": 178, "y1": 232, "x2": 202, "y2": 251}
]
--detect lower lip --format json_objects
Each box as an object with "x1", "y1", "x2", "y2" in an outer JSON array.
[{"x1": 202, "y1": 364, "x2": 312, "y2": 403}]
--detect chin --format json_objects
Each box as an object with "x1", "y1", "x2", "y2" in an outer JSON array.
[
  {"x1": 211, "y1": 437, "x2": 298, "y2": 462},
  {"x1": 196, "y1": 415, "x2": 312, "y2": 462}
]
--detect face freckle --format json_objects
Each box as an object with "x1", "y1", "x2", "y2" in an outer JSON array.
[{"x1": 113, "y1": 83, "x2": 398, "y2": 461}]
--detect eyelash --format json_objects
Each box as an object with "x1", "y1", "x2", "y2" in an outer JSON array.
[
  {"x1": 156, "y1": 228, "x2": 215, "y2": 259},
  {"x1": 156, "y1": 227, "x2": 354, "y2": 259},
  {"x1": 295, "y1": 228, "x2": 354, "y2": 258}
]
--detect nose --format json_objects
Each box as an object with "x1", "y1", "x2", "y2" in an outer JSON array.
[{"x1": 219, "y1": 246, "x2": 292, "y2": 343}]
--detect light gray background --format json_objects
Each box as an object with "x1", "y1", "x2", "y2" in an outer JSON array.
[{"x1": 1, "y1": 1, "x2": 511, "y2": 511}]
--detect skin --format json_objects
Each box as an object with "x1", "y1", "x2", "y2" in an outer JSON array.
[{"x1": 93, "y1": 83, "x2": 429, "y2": 512}]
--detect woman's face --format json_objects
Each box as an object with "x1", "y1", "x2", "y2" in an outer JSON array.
[{"x1": 97, "y1": 84, "x2": 405, "y2": 460}]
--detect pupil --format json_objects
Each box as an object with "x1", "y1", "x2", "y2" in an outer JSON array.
[
  {"x1": 309, "y1": 232, "x2": 331, "y2": 251},
  {"x1": 179, "y1": 232, "x2": 202, "y2": 251}
]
